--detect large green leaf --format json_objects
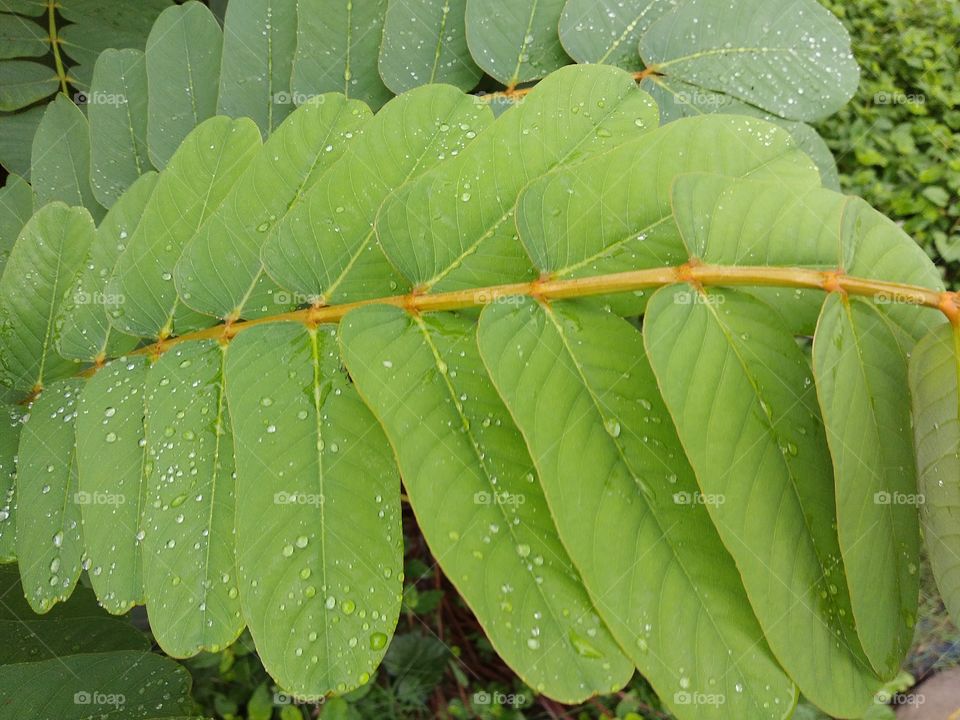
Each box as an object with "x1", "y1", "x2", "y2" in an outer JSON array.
[
  {"x1": 217, "y1": 0, "x2": 297, "y2": 135},
  {"x1": 341, "y1": 305, "x2": 634, "y2": 702},
  {"x1": 0, "y1": 405, "x2": 21, "y2": 561},
  {"x1": 558, "y1": 0, "x2": 678, "y2": 69},
  {"x1": 910, "y1": 324, "x2": 960, "y2": 625},
  {"x1": 0, "y1": 650, "x2": 195, "y2": 719},
  {"x1": 0, "y1": 59, "x2": 57, "y2": 110},
  {"x1": 226, "y1": 322, "x2": 403, "y2": 697},
  {"x1": 644, "y1": 287, "x2": 880, "y2": 716},
  {"x1": 638, "y1": 0, "x2": 859, "y2": 121},
  {"x1": 465, "y1": 0, "x2": 570, "y2": 86},
  {"x1": 0, "y1": 12, "x2": 48, "y2": 59},
  {"x1": 15, "y1": 378, "x2": 85, "y2": 612},
  {"x1": 375, "y1": 64, "x2": 658, "y2": 293},
  {"x1": 75, "y1": 355, "x2": 151, "y2": 614},
  {"x1": 263, "y1": 84, "x2": 492, "y2": 304},
  {"x1": 142, "y1": 340, "x2": 243, "y2": 656},
  {"x1": 106, "y1": 116, "x2": 260, "y2": 338},
  {"x1": 478, "y1": 298, "x2": 797, "y2": 718},
  {"x1": 0, "y1": 203, "x2": 93, "y2": 392},
  {"x1": 145, "y1": 1, "x2": 223, "y2": 169},
  {"x1": 30, "y1": 94, "x2": 103, "y2": 220},
  {"x1": 291, "y1": 0, "x2": 392, "y2": 111},
  {"x1": 0, "y1": 171, "x2": 32, "y2": 272},
  {"x1": 813, "y1": 295, "x2": 918, "y2": 678},
  {"x1": 87, "y1": 48, "x2": 151, "y2": 208},
  {"x1": 56, "y1": 171, "x2": 156, "y2": 363},
  {"x1": 175, "y1": 94, "x2": 372, "y2": 321},
  {"x1": 378, "y1": 0, "x2": 482, "y2": 94}
]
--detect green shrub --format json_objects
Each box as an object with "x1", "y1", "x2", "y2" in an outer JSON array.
[{"x1": 817, "y1": 0, "x2": 960, "y2": 285}]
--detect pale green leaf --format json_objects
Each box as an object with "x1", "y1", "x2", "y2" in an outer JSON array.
[
  {"x1": 0, "y1": 59, "x2": 57, "y2": 110},
  {"x1": 57, "y1": 172, "x2": 157, "y2": 363},
  {"x1": 226, "y1": 322, "x2": 403, "y2": 697},
  {"x1": 0, "y1": 12, "x2": 48, "y2": 59},
  {"x1": 375, "y1": 64, "x2": 658, "y2": 293},
  {"x1": 57, "y1": 0, "x2": 172, "y2": 70},
  {"x1": 465, "y1": 0, "x2": 570, "y2": 87},
  {"x1": 558, "y1": 0, "x2": 676, "y2": 68},
  {"x1": 909, "y1": 324, "x2": 960, "y2": 627},
  {"x1": 106, "y1": 116, "x2": 261, "y2": 339},
  {"x1": 88, "y1": 48, "x2": 151, "y2": 208},
  {"x1": 75, "y1": 355, "x2": 151, "y2": 614},
  {"x1": 217, "y1": 0, "x2": 297, "y2": 135},
  {"x1": 145, "y1": 1, "x2": 223, "y2": 169},
  {"x1": 175, "y1": 94, "x2": 372, "y2": 321},
  {"x1": 813, "y1": 295, "x2": 918, "y2": 678},
  {"x1": 15, "y1": 378, "x2": 85, "y2": 613},
  {"x1": 341, "y1": 305, "x2": 634, "y2": 702},
  {"x1": 478, "y1": 298, "x2": 797, "y2": 718},
  {"x1": 643, "y1": 287, "x2": 880, "y2": 716},
  {"x1": 143, "y1": 340, "x2": 243, "y2": 656},
  {"x1": 291, "y1": 0, "x2": 392, "y2": 111},
  {"x1": 639, "y1": 0, "x2": 859, "y2": 121},
  {"x1": 379, "y1": 0, "x2": 482, "y2": 94},
  {"x1": 0, "y1": 203, "x2": 94, "y2": 392},
  {"x1": 0, "y1": 405, "x2": 21, "y2": 562},
  {"x1": 264, "y1": 84, "x2": 492, "y2": 304},
  {"x1": 0, "y1": 172, "x2": 33, "y2": 272},
  {"x1": 0, "y1": 650, "x2": 195, "y2": 719},
  {"x1": 31, "y1": 94, "x2": 104, "y2": 220}
]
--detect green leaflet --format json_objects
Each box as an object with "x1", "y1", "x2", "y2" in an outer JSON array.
[
  {"x1": 30, "y1": 94, "x2": 104, "y2": 220},
  {"x1": 106, "y1": 116, "x2": 261, "y2": 339},
  {"x1": 0, "y1": 203, "x2": 93, "y2": 392},
  {"x1": 217, "y1": 0, "x2": 297, "y2": 136},
  {"x1": 910, "y1": 324, "x2": 960, "y2": 625},
  {"x1": 478, "y1": 299, "x2": 797, "y2": 718},
  {"x1": 145, "y1": 1, "x2": 223, "y2": 169},
  {"x1": 813, "y1": 296, "x2": 918, "y2": 678},
  {"x1": 264, "y1": 84, "x2": 492, "y2": 305},
  {"x1": 465, "y1": 0, "x2": 570, "y2": 87},
  {"x1": 75, "y1": 356, "x2": 151, "y2": 614},
  {"x1": 143, "y1": 340, "x2": 243, "y2": 656},
  {"x1": 644, "y1": 287, "x2": 880, "y2": 716},
  {"x1": 87, "y1": 48, "x2": 151, "y2": 208},
  {"x1": 0, "y1": 12, "x2": 48, "y2": 59},
  {"x1": 176, "y1": 94, "x2": 372, "y2": 321},
  {"x1": 291, "y1": 0, "x2": 392, "y2": 111},
  {"x1": 0, "y1": 60, "x2": 57, "y2": 110},
  {"x1": 0, "y1": 564, "x2": 150, "y2": 661},
  {"x1": 0, "y1": 1, "x2": 45, "y2": 16},
  {"x1": 0, "y1": 172, "x2": 33, "y2": 272},
  {"x1": 15, "y1": 378, "x2": 85, "y2": 613},
  {"x1": 514, "y1": 116, "x2": 821, "y2": 312},
  {"x1": 226, "y1": 322, "x2": 403, "y2": 697},
  {"x1": 57, "y1": 171, "x2": 156, "y2": 363},
  {"x1": 57, "y1": 0, "x2": 172, "y2": 72},
  {"x1": 558, "y1": 0, "x2": 677, "y2": 69},
  {"x1": 378, "y1": 0, "x2": 482, "y2": 94},
  {"x1": 0, "y1": 103, "x2": 44, "y2": 177},
  {"x1": 0, "y1": 404, "x2": 20, "y2": 561},
  {"x1": 639, "y1": 0, "x2": 859, "y2": 122},
  {"x1": 375, "y1": 64, "x2": 659, "y2": 293},
  {"x1": 0, "y1": 650, "x2": 195, "y2": 719},
  {"x1": 340, "y1": 305, "x2": 634, "y2": 702}
]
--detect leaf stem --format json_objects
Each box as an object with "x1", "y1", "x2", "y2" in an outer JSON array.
[
  {"x1": 102, "y1": 263, "x2": 953, "y2": 370},
  {"x1": 47, "y1": 0, "x2": 69, "y2": 95}
]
